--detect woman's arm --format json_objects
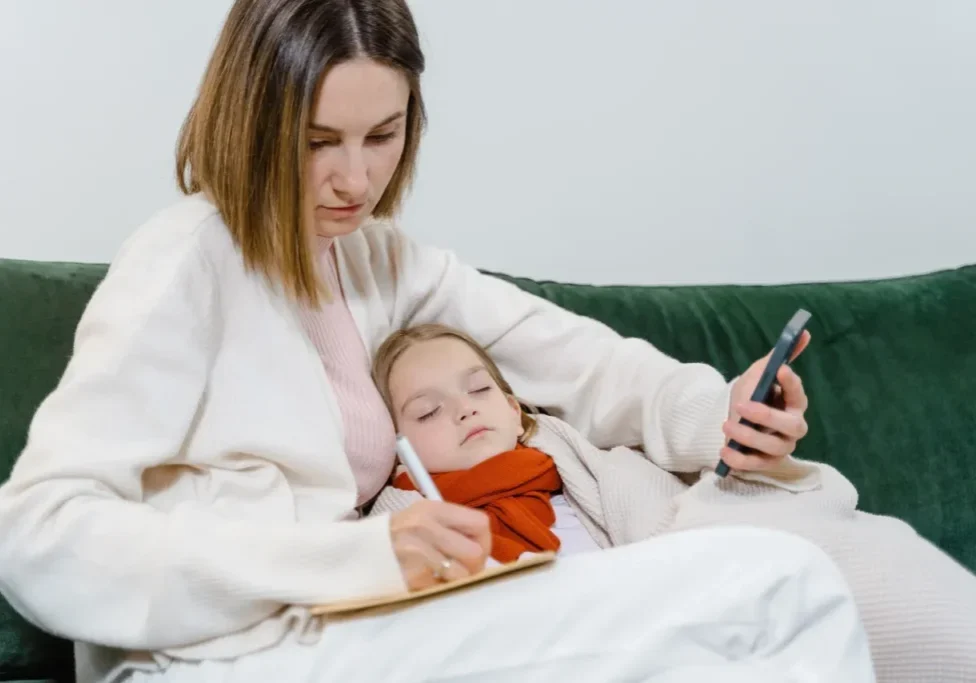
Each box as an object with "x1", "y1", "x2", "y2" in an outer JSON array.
[
  {"x1": 377, "y1": 227, "x2": 731, "y2": 473},
  {"x1": 0, "y1": 226, "x2": 405, "y2": 651}
]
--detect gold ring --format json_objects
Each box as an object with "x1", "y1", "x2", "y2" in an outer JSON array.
[{"x1": 432, "y1": 558, "x2": 453, "y2": 581}]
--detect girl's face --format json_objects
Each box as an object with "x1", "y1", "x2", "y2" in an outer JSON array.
[
  {"x1": 306, "y1": 57, "x2": 410, "y2": 238},
  {"x1": 387, "y1": 337, "x2": 525, "y2": 473}
]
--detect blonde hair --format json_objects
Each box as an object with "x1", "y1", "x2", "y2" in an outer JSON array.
[
  {"x1": 372, "y1": 323, "x2": 539, "y2": 442},
  {"x1": 175, "y1": 0, "x2": 426, "y2": 306}
]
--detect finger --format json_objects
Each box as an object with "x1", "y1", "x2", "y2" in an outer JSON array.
[
  {"x1": 400, "y1": 538, "x2": 470, "y2": 589},
  {"x1": 776, "y1": 365, "x2": 809, "y2": 414},
  {"x1": 417, "y1": 517, "x2": 489, "y2": 574},
  {"x1": 429, "y1": 501, "x2": 490, "y2": 535},
  {"x1": 719, "y1": 446, "x2": 781, "y2": 472},
  {"x1": 735, "y1": 399, "x2": 808, "y2": 440},
  {"x1": 425, "y1": 550, "x2": 471, "y2": 584},
  {"x1": 789, "y1": 329, "x2": 812, "y2": 362},
  {"x1": 429, "y1": 502, "x2": 492, "y2": 557},
  {"x1": 723, "y1": 419, "x2": 795, "y2": 458}
]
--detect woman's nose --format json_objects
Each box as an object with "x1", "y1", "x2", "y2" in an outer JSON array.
[{"x1": 332, "y1": 148, "x2": 369, "y2": 201}]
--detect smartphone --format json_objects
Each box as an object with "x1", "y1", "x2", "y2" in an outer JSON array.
[{"x1": 715, "y1": 308, "x2": 812, "y2": 478}]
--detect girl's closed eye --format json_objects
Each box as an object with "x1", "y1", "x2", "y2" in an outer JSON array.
[
  {"x1": 417, "y1": 406, "x2": 440, "y2": 422},
  {"x1": 470, "y1": 386, "x2": 491, "y2": 395}
]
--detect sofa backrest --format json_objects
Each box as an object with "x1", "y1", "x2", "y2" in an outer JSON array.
[
  {"x1": 490, "y1": 264, "x2": 976, "y2": 572},
  {"x1": 0, "y1": 260, "x2": 103, "y2": 681}
]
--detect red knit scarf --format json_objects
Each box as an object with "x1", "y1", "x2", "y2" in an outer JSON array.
[{"x1": 392, "y1": 445, "x2": 563, "y2": 562}]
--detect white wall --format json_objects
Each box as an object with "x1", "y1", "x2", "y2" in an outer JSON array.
[{"x1": 1, "y1": 1, "x2": 974, "y2": 286}]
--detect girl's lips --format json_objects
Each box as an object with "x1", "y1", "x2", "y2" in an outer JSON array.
[{"x1": 462, "y1": 426, "x2": 490, "y2": 444}]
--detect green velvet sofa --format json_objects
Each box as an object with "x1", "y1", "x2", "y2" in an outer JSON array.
[{"x1": 1, "y1": 256, "x2": 974, "y2": 683}]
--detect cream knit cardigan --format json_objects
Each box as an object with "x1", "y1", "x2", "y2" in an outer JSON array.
[{"x1": 372, "y1": 415, "x2": 976, "y2": 682}]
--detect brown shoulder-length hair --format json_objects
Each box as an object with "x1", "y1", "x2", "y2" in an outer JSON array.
[
  {"x1": 372, "y1": 323, "x2": 539, "y2": 443},
  {"x1": 176, "y1": 0, "x2": 426, "y2": 305}
]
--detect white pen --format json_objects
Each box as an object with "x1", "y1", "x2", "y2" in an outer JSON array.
[{"x1": 394, "y1": 435, "x2": 443, "y2": 502}]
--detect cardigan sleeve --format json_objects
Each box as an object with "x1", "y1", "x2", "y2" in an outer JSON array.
[
  {"x1": 0, "y1": 225, "x2": 406, "y2": 651},
  {"x1": 375, "y1": 226, "x2": 733, "y2": 473}
]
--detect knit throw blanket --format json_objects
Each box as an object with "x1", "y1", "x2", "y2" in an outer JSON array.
[{"x1": 392, "y1": 446, "x2": 563, "y2": 562}]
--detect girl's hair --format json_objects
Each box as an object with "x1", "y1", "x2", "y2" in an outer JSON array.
[
  {"x1": 176, "y1": 0, "x2": 426, "y2": 306},
  {"x1": 372, "y1": 323, "x2": 539, "y2": 442}
]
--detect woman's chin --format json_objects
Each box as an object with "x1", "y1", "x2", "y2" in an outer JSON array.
[{"x1": 313, "y1": 216, "x2": 365, "y2": 239}]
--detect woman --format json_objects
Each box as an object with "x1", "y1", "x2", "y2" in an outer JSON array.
[{"x1": 0, "y1": 1, "x2": 874, "y2": 681}]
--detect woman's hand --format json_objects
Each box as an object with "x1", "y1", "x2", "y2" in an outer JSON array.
[
  {"x1": 721, "y1": 330, "x2": 812, "y2": 473},
  {"x1": 390, "y1": 499, "x2": 491, "y2": 590}
]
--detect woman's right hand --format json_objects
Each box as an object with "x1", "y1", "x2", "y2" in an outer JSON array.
[{"x1": 390, "y1": 500, "x2": 492, "y2": 590}]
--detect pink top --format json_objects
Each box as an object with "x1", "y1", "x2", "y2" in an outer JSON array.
[{"x1": 298, "y1": 237, "x2": 397, "y2": 508}]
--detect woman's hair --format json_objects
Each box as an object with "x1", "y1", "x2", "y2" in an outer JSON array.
[
  {"x1": 372, "y1": 323, "x2": 539, "y2": 442},
  {"x1": 176, "y1": 0, "x2": 426, "y2": 305}
]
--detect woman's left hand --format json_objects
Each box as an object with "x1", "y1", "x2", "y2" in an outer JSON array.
[{"x1": 720, "y1": 330, "x2": 812, "y2": 473}]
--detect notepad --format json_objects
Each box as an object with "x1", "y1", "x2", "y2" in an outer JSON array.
[{"x1": 311, "y1": 551, "x2": 556, "y2": 617}]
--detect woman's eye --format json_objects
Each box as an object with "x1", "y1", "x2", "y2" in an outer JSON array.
[
  {"x1": 310, "y1": 132, "x2": 395, "y2": 150},
  {"x1": 367, "y1": 131, "x2": 396, "y2": 144},
  {"x1": 471, "y1": 386, "x2": 491, "y2": 395}
]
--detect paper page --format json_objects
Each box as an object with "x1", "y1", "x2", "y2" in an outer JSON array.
[{"x1": 311, "y1": 551, "x2": 556, "y2": 617}]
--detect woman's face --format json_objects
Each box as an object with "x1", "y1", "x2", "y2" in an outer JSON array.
[{"x1": 306, "y1": 57, "x2": 411, "y2": 238}]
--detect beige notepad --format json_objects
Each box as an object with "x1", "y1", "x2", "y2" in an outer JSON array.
[{"x1": 311, "y1": 551, "x2": 556, "y2": 617}]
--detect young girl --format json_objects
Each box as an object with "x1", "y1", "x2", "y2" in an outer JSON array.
[
  {"x1": 371, "y1": 322, "x2": 600, "y2": 562},
  {"x1": 370, "y1": 323, "x2": 824, "y2": 562},
  {"x1": 371, "y1": 323, "x2": 976, "y2": 683}
]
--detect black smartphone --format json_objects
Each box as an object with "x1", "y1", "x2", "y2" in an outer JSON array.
[{"x1": 715, "y1": 308, "x2": 812, "y2": 478}]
